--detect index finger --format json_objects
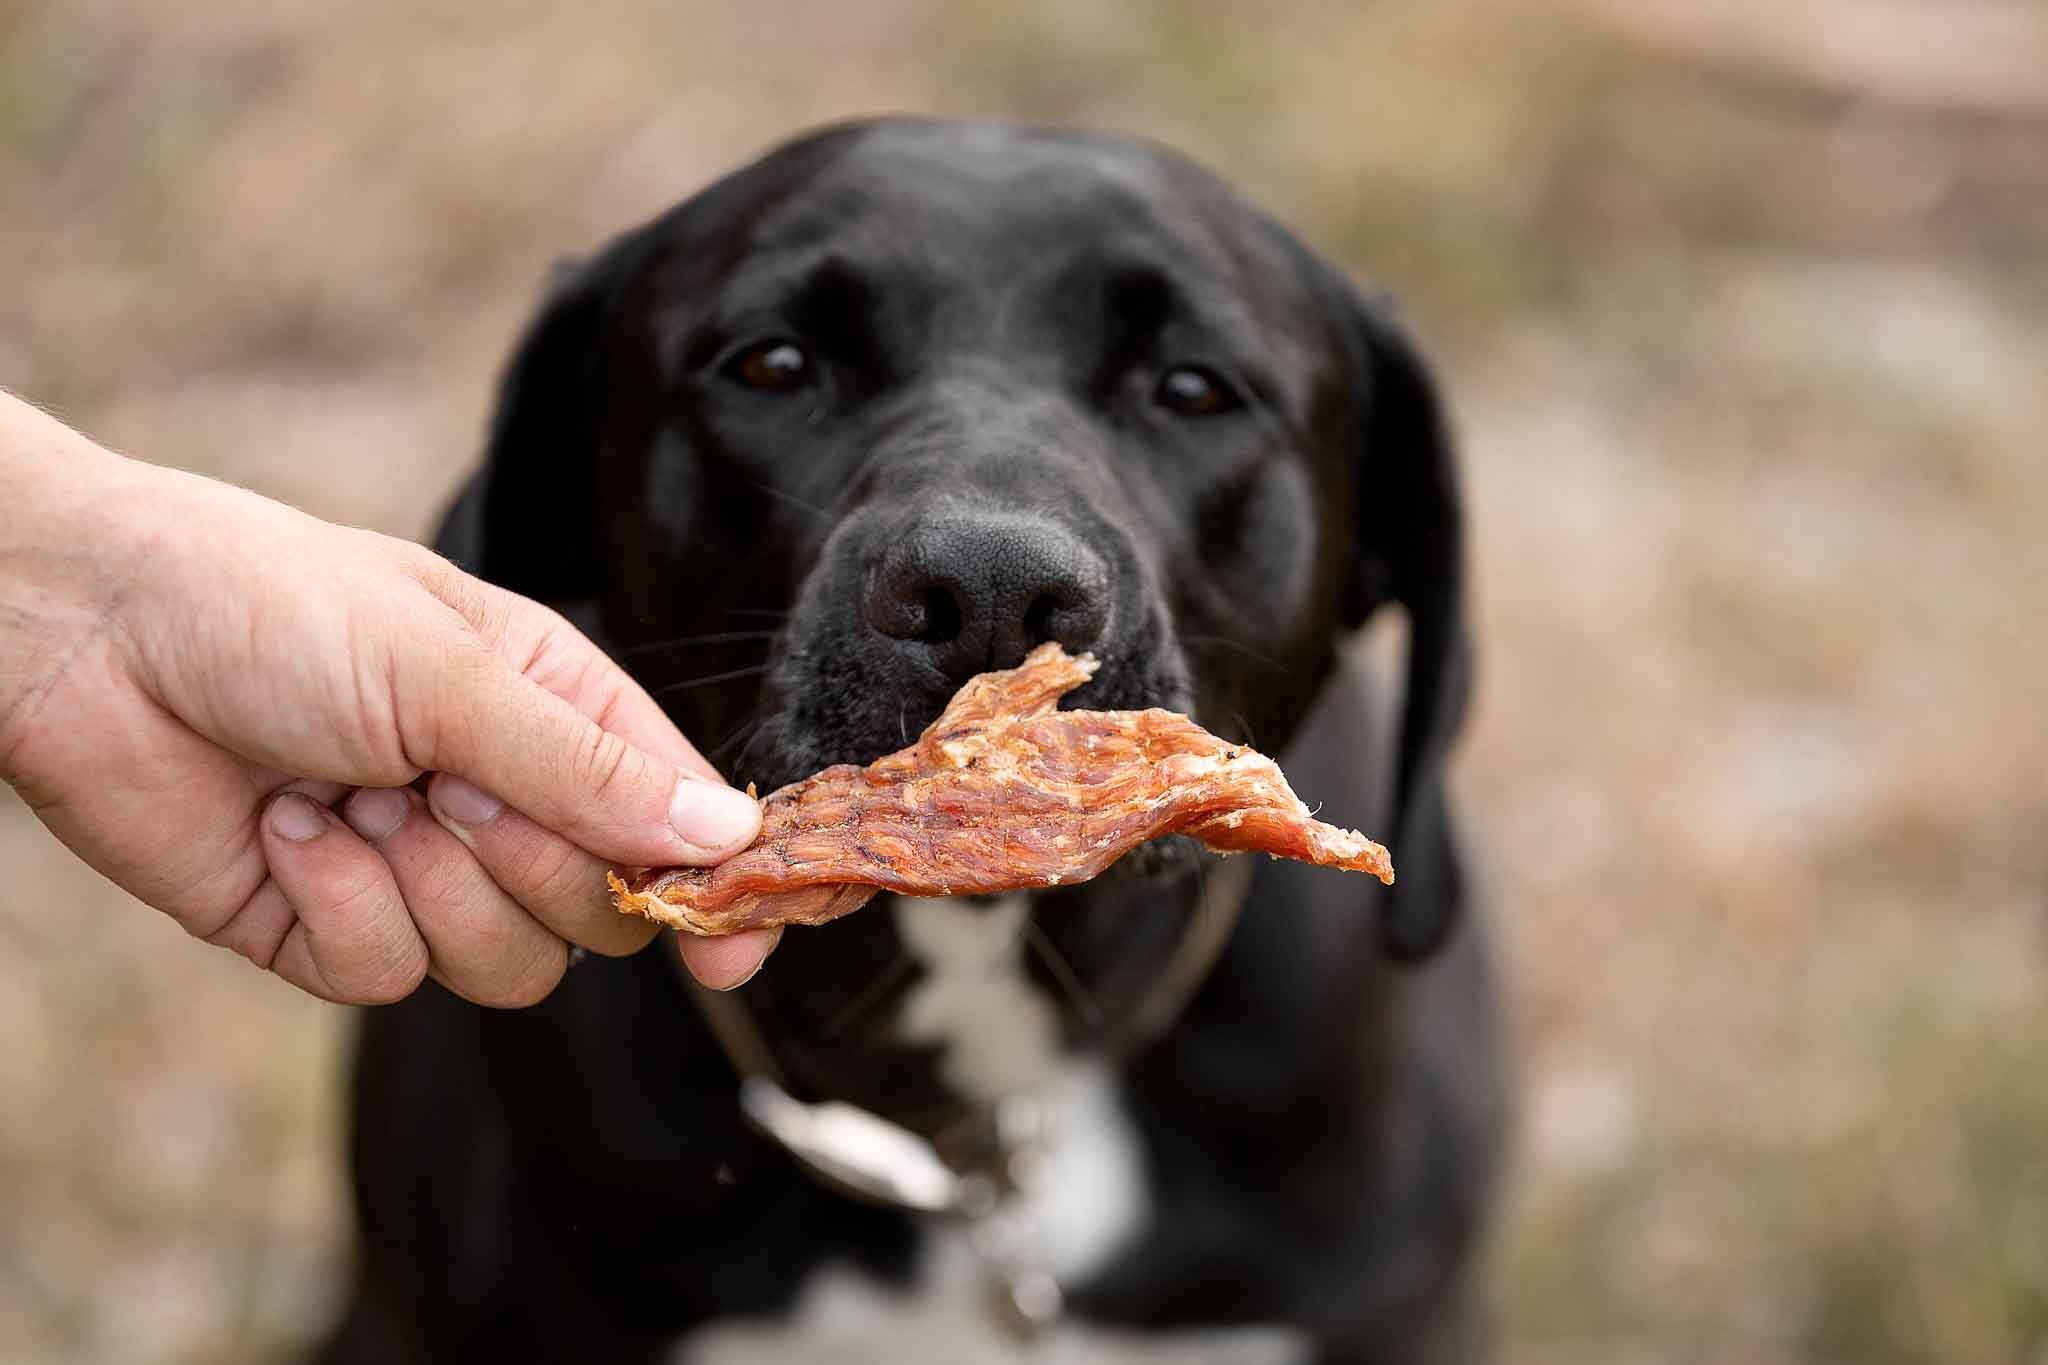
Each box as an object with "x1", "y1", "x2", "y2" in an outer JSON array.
[{"x1": 483, "y1": 587, "x2": 727, "y2": 783}]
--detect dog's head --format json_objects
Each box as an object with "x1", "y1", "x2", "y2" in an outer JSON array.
[{"x1": 446, "y1": 119, "x2": 1468, "y2": 1118}]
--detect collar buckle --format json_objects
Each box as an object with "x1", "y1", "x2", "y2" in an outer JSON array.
[{"x1": 737, "y1": 1076, "x2": 1061, "y2": 1337}]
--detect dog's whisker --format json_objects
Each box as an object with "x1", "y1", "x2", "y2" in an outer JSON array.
[
  {"x1": 710, "y1": 711, "x2": 766, "y2": 763},
  {"x1": 725, "y1": 607, "x2": 794, "y2": 621},
  {"x1": 749, "y1": 480, "x2": 831, "y2": 521},
  {"x1": 650, "y1": 663, "x2": 773, "y2": 696},
  {"x1": 1021, "y1": 915, "x2": 1106, "y2": 1031},
  {"x1": 821, "y1": 952, "x2": 919, "y2": 1039},
  {"x1": 733, "y1": 723, "x2": 774, "y2": 778},
  {"x1": 1183, "y1": 634, "x2": 1287, "y2": 675},
  {"x1": 620, "y1": 631, "x2": 780, "y2": 658}
]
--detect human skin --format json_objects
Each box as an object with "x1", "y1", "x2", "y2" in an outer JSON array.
[{"x1": 0, "y1": 389, "x2": 779, "y2": 1004}]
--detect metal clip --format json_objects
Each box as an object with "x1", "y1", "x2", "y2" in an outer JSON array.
[{"x1": 740, "y1": 1076, "x2": 964, "y2": 1213}]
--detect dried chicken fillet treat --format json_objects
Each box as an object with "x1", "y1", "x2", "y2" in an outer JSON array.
[{"x1": 611, "y1": 642, "x2": 1394, "y2": 935}]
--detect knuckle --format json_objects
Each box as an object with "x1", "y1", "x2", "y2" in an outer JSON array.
[
  {"x1": 210, "y1": 917, "x2": 280, "y2": 971},
  {"x1": 397, "y1": 542, "x2": 456, "y2": 591},
  {"x1": 400, "y1": 637, "x2": 494, "y2": 774},
  {"x1": 426, "y1": 562, "x2": 499, "y2": 633},
  {"x1": 488, "y1": 826, "x2": 590, "y2": 910},
  {"x1": 574, "y1": 726, "x2": 635, "y2": 799},
  {"x1": 402, "y1": 843, "x2": 488, "y2": 919},
  {"x1": 528, "y1": 839, "x2": 603, "y2": 915},
  {"x1": 300, "y1": 869, "x2": 427, "y2": 1005},
  {"x1": 321, "y1": 863, "x2": 398, "y2": 924},
  {"x1": 509, "y1": 839, "x2": 635, "y2": 951}
]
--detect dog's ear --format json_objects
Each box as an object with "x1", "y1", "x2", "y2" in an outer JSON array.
[
  {"x1": 435, "y1": 232, "x2": 650, "y2": 602},
  {"x1": 1333, "y1": 284, "x2": 1473, "y2": 962}
]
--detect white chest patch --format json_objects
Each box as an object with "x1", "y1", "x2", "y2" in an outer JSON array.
[
  {"x1": 894, "y1": 894, "x2": 1062, "y2": 1106},
  {"x1": 666, "y1": 897, "x2": 1312, "y2": 1364},
  {"x1": 1008, "y1": 1064, "x2": 1147, "y2": 1283},
  {"x1": 890, "y1": 895, "x2": 1145, "y2": 1283}
]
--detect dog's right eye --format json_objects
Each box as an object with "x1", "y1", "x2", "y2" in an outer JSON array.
[
  {"x1": 1155, "y1": 364, "x2": 1242, "y2": 417},
  {"x1": 724, "y1": 340, "x2": 812, "y2": 392}
]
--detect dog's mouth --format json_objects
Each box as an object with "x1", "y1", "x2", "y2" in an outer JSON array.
[
  {"x1": 735, "y1": 613, "x2": 1197, "y2": 799},
  {"x1": 738, "y1": 625, "x2": 1212, "y2": 927}
]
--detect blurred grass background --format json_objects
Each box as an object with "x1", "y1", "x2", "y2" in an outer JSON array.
[{"x1": 3, "y1": 1, "x2": 2046, "y2": 1361}]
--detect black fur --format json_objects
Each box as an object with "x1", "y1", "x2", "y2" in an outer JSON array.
[{"x1": 317, "y1": 119, "x2": 1504, "y2": 1365}]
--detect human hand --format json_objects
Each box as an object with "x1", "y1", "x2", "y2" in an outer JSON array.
[{"x1": 0, "y1": 394, "x2": 777, "y2": 1004}]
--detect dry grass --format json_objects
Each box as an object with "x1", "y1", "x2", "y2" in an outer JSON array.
[{"x1": 3, "y1": 1, "x2": 2046, "y2": 1361}]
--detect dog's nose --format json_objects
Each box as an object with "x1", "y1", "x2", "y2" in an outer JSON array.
[{"x1": 864, "y1": 515, "x2": 1111, "y2": 684}]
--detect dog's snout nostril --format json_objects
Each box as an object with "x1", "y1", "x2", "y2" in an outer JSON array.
[
  {"x1": 916, "y1": 586, "x2": 963, "y2": 644},
  {"x1": 867, "y1": 573, "x2": 967, "y2": 645},
  {"x1": 1022, "y1": 592, "x2": 1059, "y2": 647},
  {"x1": 865, "y1": 516, "x2": 1112, "y2": 682},
  {"x1": 1022, "y1": 587, "x2": 1105, "y2": 653}
]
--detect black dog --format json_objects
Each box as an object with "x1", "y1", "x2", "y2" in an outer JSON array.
[{"x1": 316, "y1": 119, "x2": 1505, "y2": 1365}]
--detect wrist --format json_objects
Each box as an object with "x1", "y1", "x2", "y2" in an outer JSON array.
[{"x1": 0, "y1": 392, "x2": 159, "y2": 776}]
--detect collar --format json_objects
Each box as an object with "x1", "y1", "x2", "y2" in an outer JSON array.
[{"x1": 681, "y1": 854, "x2": 1257, "y2": 1335}]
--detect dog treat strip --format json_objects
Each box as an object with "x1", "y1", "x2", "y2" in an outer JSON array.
[{"x1": 611, "y1": 642, "x2": 1394, "y2": 934}]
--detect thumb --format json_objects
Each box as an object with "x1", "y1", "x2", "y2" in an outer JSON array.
[{"x1": 416, "y1": 645, "x2": 762, "y2": 868}]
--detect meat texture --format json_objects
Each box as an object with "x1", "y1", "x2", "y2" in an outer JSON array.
[{"x1": 611, "y1": 643, "x2": 1394, "y2": 934}]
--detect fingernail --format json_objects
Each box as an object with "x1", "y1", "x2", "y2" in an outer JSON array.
[
  {"x1": 669, "y1": 779, "x2": 761, "y2": 855},
  {"x1": 268, "y1": 793, "x2": 327, "y2": 843},
  {"x1": 432, "y1": 776, "x2": 504, "y2": 827},
  {"x1": 343, "y1": 787, "x2": 410, "y2": 844}
]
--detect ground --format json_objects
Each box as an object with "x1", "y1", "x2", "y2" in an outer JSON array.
[{"x1": 3, "y1": 2, "x2": 2046, "y2": 1361}]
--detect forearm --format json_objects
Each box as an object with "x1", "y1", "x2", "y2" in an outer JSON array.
[{"x1": 0, "y1": 391, "x2": 156, "y2": 773}]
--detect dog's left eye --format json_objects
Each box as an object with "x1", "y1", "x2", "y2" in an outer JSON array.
[
  {"x1": 725, "y1": 340, "x2": 812, "y2": 392},
  {"x1": 1155, "y1": 365, "x2": 1242, "y2": 417}
]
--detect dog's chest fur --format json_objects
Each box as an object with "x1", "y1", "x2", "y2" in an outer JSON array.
[
  {"x1": 862, "y1": 893, "x2": 1150, "y2": 1283},
  {"x1": 894, "y1": 894, "x2": 1065, "y2": 1107},
  {"x1": 672, "y1": 1233, "x2": 1306, "y2": 1364},
  {"x1": 675, "y1": 896, "x2": 1304, "y2": 1361}
]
